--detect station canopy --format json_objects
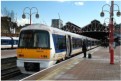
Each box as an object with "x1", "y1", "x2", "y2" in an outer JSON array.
[{"x1": 61, "y1": 20, "x2": 109, "y2": 40}]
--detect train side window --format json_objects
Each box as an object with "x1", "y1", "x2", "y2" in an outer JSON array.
[
  {"x1": 1, "y1": 40, "x2": 7, "y2": 45},
  {"x1": 53, "y1": 35, "x2": 66, "y2": 50},
  {"x1": 1, "y1": 40, "x2": 11, "y2": 45},
  {"x1": 72, "y1": 38, "x2": 82, "y2": 48},
  {"x1": 57, "y1": 36, "x2": 66, "y2": 50},
  {"x1": 78, "y1": 39, "x2": 82, "y2": 47},
  {"x1": 52, "y1": 34, "x2": 66, "y2": 53},
  {"x1": 72, "y1": 38, "x2": 75, "y2": 48},
  {"x1": 13, "y1": 40, "x2": 18, "y2": 45},
  {"x1": 72, "y1": 38, "x2": 78, "y2": 48}
]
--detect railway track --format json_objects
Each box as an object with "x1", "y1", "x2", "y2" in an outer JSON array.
[{"x1": 1, "y1": 57, "x2": 21, "y2": 80}]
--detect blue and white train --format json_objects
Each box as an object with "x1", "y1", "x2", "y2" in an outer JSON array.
[
  {"x1": 17, "y1": 24, "x2": 99, "y2": 74},
  {"x1": 1, "y1": 36, "x2": 19, "y2": 49}
]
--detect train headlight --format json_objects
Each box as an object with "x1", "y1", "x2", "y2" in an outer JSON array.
[
  {"x1": 41, "y1": 55, "x2": 48, "y2": 58},
  {"x1": 18, "y1": 54, "x2": 24, "y2": 57}
]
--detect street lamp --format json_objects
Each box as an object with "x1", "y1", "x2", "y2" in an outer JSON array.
[
  {"x1": 103, "y1": 18, "x2": 116, "y2": 26},
  {"x1": 22, "y1": 7, "x2": 39, "y2": 25},
  {"x1": 103, "y1": 18, "x2": 110, "y2": 26},
  {"x1": 100, "y1": 1, "x2": 121, "y2": 64},
  {"x1": 100, "y1": 4, "x2": 121, "y2": 17},
  {"x1": 100, "y1": 11, "x2": 105, "y2": 17}
]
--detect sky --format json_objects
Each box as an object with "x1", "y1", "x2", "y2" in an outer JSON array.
[{"x1": 1, "y1": 0, "x2": 121, "y2": 28}]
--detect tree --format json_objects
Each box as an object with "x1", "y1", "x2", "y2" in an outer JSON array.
[
  {"x1": 1, "y1": 7, "x2": 17, "y2": 33},
  {"x1": 1, "y1": 17, "x2": 11, "y2": 33},
  {"x1": 2, "y1": 7, "x2": 15, "y2": 22},
  {"x1": 10, "y1": 10, "x2": 15, "y2": 22}
]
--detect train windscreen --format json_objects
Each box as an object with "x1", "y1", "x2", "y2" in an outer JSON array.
[{"x1": 18, "y1": 30, "x2": 50, "y2": 48}]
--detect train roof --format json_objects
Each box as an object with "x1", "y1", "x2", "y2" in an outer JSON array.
[
  {"x1": 1, "y1": 36, "x2": 19, "y2": 40},
  {"x1": 1, "y1": 36, "x2": 11, "y2": 40},
  {"x1": 12, "y1": 37, "x2": 19, "y2": 40},
  {"x1": 21, "y1": 24, "x2": 98, "y2": 41},
  {"x1": 21, "y1": 24, "x2": 51, "y2": 31}
]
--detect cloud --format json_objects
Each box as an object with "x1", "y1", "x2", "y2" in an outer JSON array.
[
  {"x1": 58, "y1": 0, "x2": 65, "y2": 2},
  {"x1": 74, "y1": 2, "x2": 84, "y2": 6},
  {"x1": 17, "y1": 19, "x2": 31, "y2": 26},
  {"x1": 106, "y1": 0, "x2": 110, "y2": 4}
]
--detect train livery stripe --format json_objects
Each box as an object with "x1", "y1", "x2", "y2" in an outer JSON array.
[{"x1": 17, "y1": 48, "x2": 50, "y2": 59}]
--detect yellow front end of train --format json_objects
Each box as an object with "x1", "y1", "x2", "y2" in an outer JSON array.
[
  {"x1": 16, "y1": 26, "x2": 57, "y2": 74},
  {"x1": 17, "y1": 48, "x2": 50, "y2": 59}
]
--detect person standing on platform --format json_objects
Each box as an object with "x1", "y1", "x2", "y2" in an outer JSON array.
[{"x1": 82, "y1": 41, "x2": 87, "y2": 58}]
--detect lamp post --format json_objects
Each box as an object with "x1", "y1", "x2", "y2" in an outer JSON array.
[
  {"x1": 100, "y1": 1, "x2": 121, "y2": 64},
  {"x1": 103, "y1": 18, "x2": 116, "y2": 27},
  {"x1": 22, "y1": 7, "x2": 39, "y2": 25}
]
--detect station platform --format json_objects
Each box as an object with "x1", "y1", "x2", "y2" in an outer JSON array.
[
  {"x1": 1, "y1": 49, "x2": 17, "y2": 59},
  {"x1": 22, "y1": 46, "x2": 120, "y2": 80}
]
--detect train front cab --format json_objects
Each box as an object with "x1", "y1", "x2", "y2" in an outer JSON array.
[{"x1": 17, "y1": 30, "x2": 56, "y2": 74}]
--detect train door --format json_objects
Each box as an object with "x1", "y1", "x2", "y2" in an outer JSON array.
[{"x1": 66, "y1": 35, "x2": 72, "y2": 58}]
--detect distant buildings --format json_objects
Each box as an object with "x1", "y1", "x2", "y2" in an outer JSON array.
[
  {"x1": 114, "y1": 23, "x2": 121, "y2": 40},
  {"x1": 51, "y1": 19, "x2": 63, "y2": 29},
  {"x1": 61, "y1": 22, "x2": 81, "y2": 34},
  {"x1": 114, "y1": 23, "x2": 121, "y2": 34},
  {"x1": 1, "y1": 16, "x2": 17, "y2": 34}
]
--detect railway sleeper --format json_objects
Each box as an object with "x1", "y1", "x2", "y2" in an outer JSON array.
[
  {"x1": 1, "y1": 70, "x2": 21, "y2": 80},
  {"x1": 1, "y1": 65, "x2": 17, "y2": 71},
  {"x1": 1, "y1": 57, "x2": 17, "y2": 64},
  {"x1": 1, "y1": 67, "x2": 20, "y2": 76}
]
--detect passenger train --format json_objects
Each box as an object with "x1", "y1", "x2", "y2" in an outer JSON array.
[
  {"x1": 1, "y1": 36, "x2": 19, "y2": 49},
  {"x1": 17, "y1": 24, "x2": 99, "y2": 74}
]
